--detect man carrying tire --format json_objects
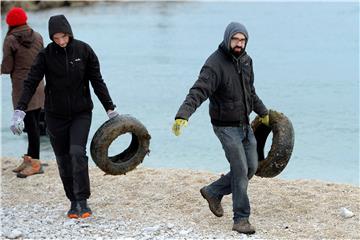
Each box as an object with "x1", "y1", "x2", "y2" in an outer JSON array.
[{"x1": 172, "y1": 22, "x2": 269, "y2": 234}]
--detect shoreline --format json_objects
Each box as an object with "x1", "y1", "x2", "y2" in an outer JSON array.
[
  {"x1": 1, "y1": 1, "x2": 96, "y2": 14},
  {"x1": 1, "y1": 156, "x2": 360, "y2": 239}
]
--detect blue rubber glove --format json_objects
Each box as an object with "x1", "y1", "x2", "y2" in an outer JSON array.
[
  {"x1": 172, "y1": 119, "x2": 188, "y2": 136},
  {"x1": 10, "y1": 110, "x2": 26, "y2": 135},
  {"x1": 107, "y1": 110, "x2": 119, "y2": 119}
]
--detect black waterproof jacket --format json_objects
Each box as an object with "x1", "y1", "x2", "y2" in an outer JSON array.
[
  {"x1": 175, "y1": 24, "x2": 267, "y2": 126},
  {"x1": 17, "y1": 15, "x2": 115, "y2": 118}
]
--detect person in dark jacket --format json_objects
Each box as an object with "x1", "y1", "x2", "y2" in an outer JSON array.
[
  {"x1": 172, "y1": 22, "x2": 270, "y2": 234},
  {"x1": 1, "y1": 7, "x2": 45, "y2": 178},
  {"x1": 10, "y1": 14, "x2": 119, "y2": 219}
]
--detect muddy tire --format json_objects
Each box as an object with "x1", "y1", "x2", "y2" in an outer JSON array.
[
  {"x1": 251, "y1": 110, "x2": 295, "y2": 178},
  {"x1": 90, "y1": 114, "x2": 151, "y2": 175}
]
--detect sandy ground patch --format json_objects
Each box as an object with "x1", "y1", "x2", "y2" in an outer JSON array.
[{"x1": 1, "y1": 157, "x2": 359, "y2": 239}]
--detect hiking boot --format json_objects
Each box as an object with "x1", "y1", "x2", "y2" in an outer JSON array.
[
  {"x1": 16, "y1": 158, "x2": 44, "y2": 178},
  {"x1": 232, "y1": 219, "x2": 256, "y2": 234},
  {"x1": 67, "y1": 201, "x2": 79, "y2": 219},
  {"x1": 78, "y1": 200, "x2": 92, "y2": 218},
  {"x1": 12, "y1": 155, "x2": 32, "y2": 173},
  {"x1": 200, "y1": 186, "x2": 223, "y2": 217}
]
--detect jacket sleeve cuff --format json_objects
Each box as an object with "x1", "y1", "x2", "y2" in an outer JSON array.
[
  {"x1": 261, "y1": 110, "x2": 269, "y2": 117},
  {"x1": 16, "y1": 104, "x2": 27, "y2": 111},
  {"x1": 103, "y1": 101, "x2": 116, "y2": 111},
  {"x1": 174, "y1": 117, "x2": 187, "y2": 121}
]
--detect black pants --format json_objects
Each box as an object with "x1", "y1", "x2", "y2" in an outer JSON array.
[
  {"x1": 46, "y1": 112, "x2": 92, "y2": 201},
  {"x1": 24, "y1": 108, "x2": 41, "y2": 159}
]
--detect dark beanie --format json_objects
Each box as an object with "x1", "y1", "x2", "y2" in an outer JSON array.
[
  {"x1": 6, "y1": 7, "x2": 27, "y2": 27},
  {"x1": 48, "y1": 14, "x2": 73, "y2": 40}
]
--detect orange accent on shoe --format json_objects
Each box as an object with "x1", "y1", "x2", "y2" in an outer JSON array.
[
  {"x1": 67, "y1": 213, "x2": 79, "y2": 219},
  {"x1": 68, "y1": 214, "x2": 79, "y2": 218},
  {"x1": 17, "y1": 159, "x2": 44, "y2": 178},
  {"x1": 80, "y1": 212, "x2": 91, "y2": 218}
]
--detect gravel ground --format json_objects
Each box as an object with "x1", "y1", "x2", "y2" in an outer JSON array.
[{"x1": 1, "y1": 157, "x2": 359, "y2": 239}]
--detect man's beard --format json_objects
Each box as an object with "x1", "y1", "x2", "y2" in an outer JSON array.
[{"x1": 231, "y1": 47, "x2": 244, "y2": 57}]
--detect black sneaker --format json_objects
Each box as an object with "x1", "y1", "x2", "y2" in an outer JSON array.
[
  {"x1": 67, "y1": 201, "x2": 79, "y2": 218},
  {"x1": 78, "y1": 200, "x2": 92, "y2": 218}
]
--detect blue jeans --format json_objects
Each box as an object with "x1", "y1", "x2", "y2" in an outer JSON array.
[{"x1": 207, "y1": 125, "x2": 258, "y2": 223}]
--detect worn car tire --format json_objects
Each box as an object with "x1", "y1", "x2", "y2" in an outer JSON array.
[
  {"x1": 251, "y1": 109, "x2": 295, "y2": 178},
  {"x1": 90, "y1": 114, "x2": 151, "y2": 175}
]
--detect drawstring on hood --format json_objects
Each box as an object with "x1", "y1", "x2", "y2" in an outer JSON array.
[
  {"x1": 222, "y1": 22, "x2": 249, "y2": 54},
  {"x1": 48, "y1": 14, "x2": 73, "y2": 41}
]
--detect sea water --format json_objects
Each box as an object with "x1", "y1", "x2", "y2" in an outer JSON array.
[{"x1": 1, "y1": 2, "x2": 359, "y2": 185}]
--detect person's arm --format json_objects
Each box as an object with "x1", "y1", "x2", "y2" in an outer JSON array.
[
  {"x1": 1, "y1": 35, "x2": 16, "y2": 74},
  {"x1": 10, "y1": 48, "x2": 45, "y2": 135},
  {"x1": 16, "y1": 50, "x2": 46, "y2": 110},
  {"x1": 175, "y1": 66, "x2": 220, "y2": 120},
  {"x1": 86, "y1": 44, "x2": 116, "y2": 112},
  {"x1": 172, "y1": 66, "x2": 220, "y2": 136}
]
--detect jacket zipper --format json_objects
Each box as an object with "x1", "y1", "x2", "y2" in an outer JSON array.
[
  {"x1": 64, "y1": 47, "x2": 71, "y2": 116},
  {"x1": 235, "y1": 59, "x2": 250, "y2": 126}
]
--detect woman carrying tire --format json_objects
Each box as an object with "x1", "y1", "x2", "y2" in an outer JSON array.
[{"x1": 10, "y1": 14, "x2": 119, "y2": 219}]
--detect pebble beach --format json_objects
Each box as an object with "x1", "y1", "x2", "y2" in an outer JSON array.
[{"x1": 1, "y1": 157, "x2": 359, "y2": 239}]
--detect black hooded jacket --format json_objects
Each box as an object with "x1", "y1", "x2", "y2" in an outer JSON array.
[
  {"x1": 17, "y1": 15, "x2": 115, "y2": 118},
  {"x1": 175, "y1": 22, "x2": 268, "y2": 126}
]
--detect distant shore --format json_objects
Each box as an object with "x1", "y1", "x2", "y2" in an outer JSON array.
[
  {"x1": 1, "y1": 1, "x2": 96, "y2": 14},
  {"x1": 1, "y1": 156, "x2": 359, "y2": 239}
]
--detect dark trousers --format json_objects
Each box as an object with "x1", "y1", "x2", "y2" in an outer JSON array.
[
  {"x1": 46, "y1": 112, "x2": 92, "y2": 201},
  {"x1": 24, "y1": 108, "x2": 41, "y2": 159}
]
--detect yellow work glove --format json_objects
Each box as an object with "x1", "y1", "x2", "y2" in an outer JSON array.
[
  {"x1": 172, "y1": 119, "x2": 188, "y2": 136},
  {"x1": 259, "y1": 114, "x2": 270, "y2": 127}
]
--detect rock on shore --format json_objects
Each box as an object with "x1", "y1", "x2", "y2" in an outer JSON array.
[{"x1": 1, "y1": 157, "x2": 359, "y2": 239}]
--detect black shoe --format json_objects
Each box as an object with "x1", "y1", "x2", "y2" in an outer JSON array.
[
  {"x1": 78, "y1": 200, "x2": 92, "y2": 218},
  {"x1": 67, "y1": 201, "x2": 79, "y2": 218}
]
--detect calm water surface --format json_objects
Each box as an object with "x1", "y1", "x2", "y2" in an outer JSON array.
[{"x1": 1, "y1": 2, "x2": 359, "y2": 185}]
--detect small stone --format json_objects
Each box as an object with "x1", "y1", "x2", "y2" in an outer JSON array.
[
  {"x1": 80, "y1": 223, "x2": 91, "y2": 228},
  {"x1": 142, "y1": 225, "x2": 160, "y2": 233},
  {"x1": 65, "y1": 220, "x2": 77, "y2": 226},
  {"x1": 179, "y1": 228, "x2": 193, "y2": 235},
  {"x1": 340, "y1": 207, "x2": 355, "y2": 218},
  {"x1": 167, "y1": 223, "x2": 175, "y2": 229},
  {"x1": 6, "y1": 229, "x2": 23, "y2": 239}
]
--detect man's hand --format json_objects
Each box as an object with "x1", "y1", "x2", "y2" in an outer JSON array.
[
  {"x1": 259, "y1": 114, "x2": 270, "y2": 127},
  {"x1": 172, "y1": 119, "x2": 188, "y2": 136},
  {"x1": 107, "y1": 110, "x2": 119, "y2": 119},
  {"x1": 10, "y1": 110, "x2": 26, "y2": 135}
]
